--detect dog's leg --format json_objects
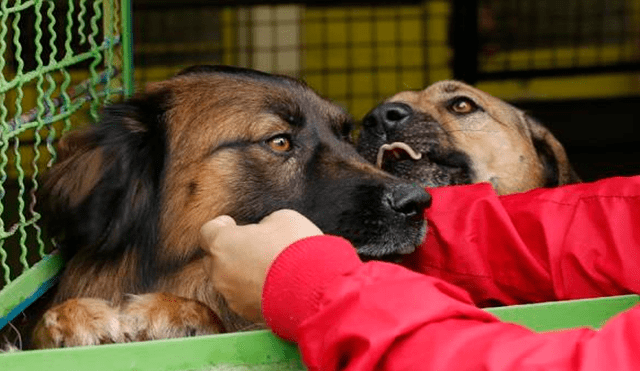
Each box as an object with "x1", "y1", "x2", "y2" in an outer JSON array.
[
  {"x1": 32, "y1": 298, "x2": 123, "y2": 348},
  {"x1": 33, "y1": 294, "x2": 224, "y2": 349},
  {"x1": 120, "y1": 293, "x2": 224, "y2": 342}
]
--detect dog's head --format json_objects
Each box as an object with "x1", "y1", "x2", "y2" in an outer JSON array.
[
  {"x1": 356, "y1": 80, "x2": 579, "y2": 194},
  {"x1": 41, "y1": 66, "x2": 431, "y2": 292}
]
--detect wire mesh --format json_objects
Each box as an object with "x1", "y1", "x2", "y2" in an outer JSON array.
[{"x1": 0, "y1": 0, "x2": 132, "y2": 291}]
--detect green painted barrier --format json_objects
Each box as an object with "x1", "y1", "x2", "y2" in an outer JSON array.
[
  {"x1": 1, "y1": 294, "x2": 637, "y2": 371},
  {"x1": 486, "y1": 294, "x2": 640, "y2": 332},
  {"x1": 0, "y1": 251, "x2": 63, "y2": 330},
  {"x1": 1, "y1": 330, "x2": 305, "y2": 371}
]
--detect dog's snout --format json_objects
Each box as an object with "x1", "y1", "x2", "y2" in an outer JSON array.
[
  {"x1": 364, "y1": 102, "x2": 413, "y2": 133},
  {"x1": 387, "y1": 184, "x2": 431, "y2": 218}
]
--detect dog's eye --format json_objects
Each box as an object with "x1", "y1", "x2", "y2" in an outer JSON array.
[
  {"x1": 267, "y1": 135, "x2": 292, "y2": 152},
  {"x1": 449, "y1": 97, "x2": 478, "y2": 114}
]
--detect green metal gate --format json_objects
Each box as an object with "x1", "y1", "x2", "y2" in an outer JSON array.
[{"x1": 0, "y1": 0, "x2": 133, "y2": 330}]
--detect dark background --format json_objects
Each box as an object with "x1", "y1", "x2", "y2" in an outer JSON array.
[{"x1": 130, "y1": 0, "x2": 640, "y2": 182}]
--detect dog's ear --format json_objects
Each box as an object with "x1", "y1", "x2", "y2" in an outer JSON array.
[
  {"x1": 522, "y1": 113, "x2": 581, "y2": 186},
  {"x1": 40, "y1": 91, "x2": 170, "y2": 263}
]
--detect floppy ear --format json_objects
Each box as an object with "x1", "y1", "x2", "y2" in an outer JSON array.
[
  {"x1": 522, "y1": 113, "x2": 581, "y2": 186},
  {"x1": 40, "y1": 91, "x2": 171, "y2": 263}
]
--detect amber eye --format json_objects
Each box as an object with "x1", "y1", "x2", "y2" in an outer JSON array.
[
  {"x1": 450, "y1": 97, "x2": 477, "y2": 114},
  {"x1": 267, "y1": 135, "x2": 292, "y2": 152}
]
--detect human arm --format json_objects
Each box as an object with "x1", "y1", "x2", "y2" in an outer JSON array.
[
  {"x1": 265, "y1": 234, "x2": 640, "y2": 371},
  {"x1": 201, "y1": 209, "x2": 640, "y2": 371},
  {"x1": 407, "y1": 176, "x2": 640, "y2": 306}
]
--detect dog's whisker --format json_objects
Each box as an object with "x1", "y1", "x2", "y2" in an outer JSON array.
[{"x1": 2, "y1": 321, "x2": 22, "y2": 351}]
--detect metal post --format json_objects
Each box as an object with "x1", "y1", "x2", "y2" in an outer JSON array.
[
  {"x1": 451, "y1": 0, "x2": 479, "y2": 84},
  {"x1": 121, "y1": 0, "x2": 135, "y2": 97}
]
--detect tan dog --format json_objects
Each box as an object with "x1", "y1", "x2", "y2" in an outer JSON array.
[{"x1": 356, "y1": 80, "x2": 579, "y2": 195}]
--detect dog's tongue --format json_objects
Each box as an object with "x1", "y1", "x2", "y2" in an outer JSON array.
[{"x1": 376, "y1": 142, "x2": 422, "y2": 169}]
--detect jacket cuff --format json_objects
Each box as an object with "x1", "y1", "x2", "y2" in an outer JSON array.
[{"x1": 261, "y1": 235, "x2": 362, "y2": 342}]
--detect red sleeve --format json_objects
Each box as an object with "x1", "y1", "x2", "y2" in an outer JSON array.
[
  {"x1": 405, "y1": 176, "x2": 640, "y2": 306},
  {"x1": 262, "y1": 234, "x2": 640, "y2": 371}
]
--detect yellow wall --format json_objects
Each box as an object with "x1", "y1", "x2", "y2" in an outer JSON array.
[
  {"x1": 302, "y1": 2, "x2": 451, "y2": 118},
  {"x1": 135, "y1": 1, "x2": 640, "y2": 115}
]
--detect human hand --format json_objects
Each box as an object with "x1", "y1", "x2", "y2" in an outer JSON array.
[{"x1": 200, "y1": 209, "x2": 323, "y2": 323}]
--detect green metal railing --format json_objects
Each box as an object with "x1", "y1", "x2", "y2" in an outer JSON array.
[
  {"x1": 0, "y1": 295, "x2": 637, "y2": 370},
  {"x1": 0, "y1": 0, "x2": 133, "y2": 330}
]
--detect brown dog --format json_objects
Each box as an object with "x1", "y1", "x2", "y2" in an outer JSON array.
[
  {"x1": 356, "y1": 80, "x2": 579, "y2": 195},
  {"x1": 32, "y1": 66, "x2": 431, "y2": 348}
]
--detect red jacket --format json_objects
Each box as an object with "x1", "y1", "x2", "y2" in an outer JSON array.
[{"x1": 262, "y1": 176, "x2": 640, "y2": 371}]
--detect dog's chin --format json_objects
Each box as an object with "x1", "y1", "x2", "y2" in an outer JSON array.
[
  {"x1": 354, "y1": 222, "x2": 427, "y2": 262},
  {"x1": 359, "y1": 253, "x2": 405, "y2": 263},
  {"x1": 380, "y1": 148, "x2": 474, "y2": 188}
]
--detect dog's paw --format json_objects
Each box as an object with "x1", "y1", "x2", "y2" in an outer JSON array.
[
  {"x1": 120, "y1": 293, "x2": 224, "y2": 342},
  {"x1": 32, "y1": 298, "x2": 123, "y2": 349}
]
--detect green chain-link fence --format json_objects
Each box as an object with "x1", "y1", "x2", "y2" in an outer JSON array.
[{"x1": 0, "y1": 0, "x2": 133, "y2": 330}]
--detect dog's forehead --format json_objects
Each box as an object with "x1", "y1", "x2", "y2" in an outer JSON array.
[
  {"x1": 179, "y1": 72, "x2": 341, "y2": 111},
  {"x1": 387, "y1": 80, "x2": 524, "y2": 124},
  {"x1": 387, "y1": 81, "x2": 487, "y2": 105},
  {"x1": 157, "y1": 71, "x2": 350, "y2": 152},
  {"x1": 153, "y1": 72, "x2": 346, "y2": 124}
]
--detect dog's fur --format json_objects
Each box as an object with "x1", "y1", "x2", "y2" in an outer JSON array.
[
  {"x1": 31, "y1": 66, "x2": 431, "y2": 348},
  {"x1": 357, "y1": 80, "x2": 580, "y2": 195}
]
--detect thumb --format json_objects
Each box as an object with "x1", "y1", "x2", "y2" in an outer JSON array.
[{"x1": 200, "y1": 215, "x2": 237, "y2": 253}]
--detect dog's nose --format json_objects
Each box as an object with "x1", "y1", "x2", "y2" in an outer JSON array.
[
  {"x1": 388, "y1": 183, "x2": 431, "y2": 218},
  {"x1": 364, "y1": 102, "x2": 413, "y2": 134}
]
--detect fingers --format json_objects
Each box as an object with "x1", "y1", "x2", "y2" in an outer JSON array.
[
  {"x1": 201, "y1": 215, "x2": 237, "y2": 234},
  {"x1": 198, "y1": 210, "x2": 323, "y2": 323},
  {"x1": 199, "y1": 215, "x2": 266, "y2": 322},
  {"x1": 259, "y1": 209, "x2": 300, "y2": 223},
  {"x1": 259, "y1": 209, "x2": 324, "y2": 238},
  {"x1": 200, "y1": 215, "x2": 237, "y2": 254}
]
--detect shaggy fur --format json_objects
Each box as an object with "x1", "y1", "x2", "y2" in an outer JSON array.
[{"x1": 32, "y1": 66, "x2": 431, "y2": 348}]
